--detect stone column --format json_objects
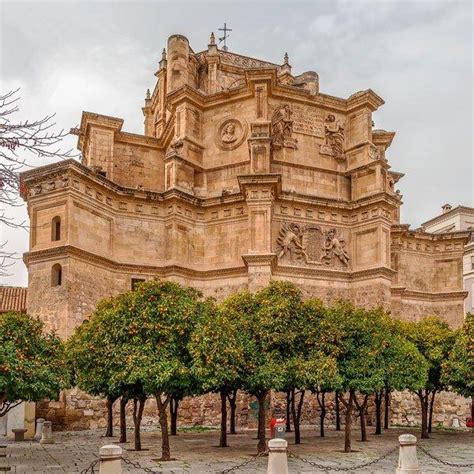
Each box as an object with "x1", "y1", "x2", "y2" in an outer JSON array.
[
  {"x1": 396, "y1": 434, "x2": 420, "y2": 474},
  {"x1": 34, "y1": 418, "x2": 45, "y2": 441},
  {"x1": 40, "y1": 421, "x2": 54, "y2": 444},
  {"x1": 99, "y1": 445, "x2": 122, "y2": 474},
  {"x1": 267, "y1": 438, "x2": 288, "y2": 474}
]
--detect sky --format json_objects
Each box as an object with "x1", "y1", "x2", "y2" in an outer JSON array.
[{"x1": 0, "y1": 0, "x2": 473, "y2": 287}]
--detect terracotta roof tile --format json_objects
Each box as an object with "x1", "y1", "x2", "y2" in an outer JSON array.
[{"x1": 0, "y1": 286, "x2": 28, "y2": 313}]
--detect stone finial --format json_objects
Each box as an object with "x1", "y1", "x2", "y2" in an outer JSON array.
[
  {"x1": 209, "y1": 32, "x2": 215, "y2": 45},
  {"x1": 159, "y1": 48, "x2": 167, "y2": 70},
  {"x1": 146, "y1": 89, "x2": 151, "y2": 100},
  {"x1": 284, "y1": 52, "x2": 289, "y2": 65}
]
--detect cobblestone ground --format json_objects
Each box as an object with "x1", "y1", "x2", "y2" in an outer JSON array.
[{"x1": 1, "y1": 426, "x2": 473, "y2": 473}]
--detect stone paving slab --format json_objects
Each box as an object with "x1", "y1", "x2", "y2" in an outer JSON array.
[{"x1": 0, "y1": 426, "x2": 472, "y2": 473}]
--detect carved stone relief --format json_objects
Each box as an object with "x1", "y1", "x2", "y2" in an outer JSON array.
[
  {"x1": 215, "y1": 118, "x2": 247, "y2": 151},
  {"x1": 319, "y1": 114, "x2": 346, "y2": 162},
  {"x1": 271, "y1": 104, "x2": 297, "y2": 149},
  {"x1": 276, "y1": 223, "x2": 350, "y2": 267}
]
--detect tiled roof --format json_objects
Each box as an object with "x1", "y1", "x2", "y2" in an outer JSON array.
[{"x1": 0, "y1": 286, "x2": 28, "y2": 313}]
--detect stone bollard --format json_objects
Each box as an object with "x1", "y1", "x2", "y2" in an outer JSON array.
[
  {"x1": 267, "y1": 438, "x2": 288, "y2": 474},
  {"x1": 396, "y1": 434, "x2": 420, "y2": 474},
  {"x1": 99, "y1": 445, "x2": 123, "y2": 474},
  {"x1": 39, "y1": 421, "x2": 54, "y2": 445},
  {"x1": 34, "y1": 418, "x2": 45, "y2": 441}
]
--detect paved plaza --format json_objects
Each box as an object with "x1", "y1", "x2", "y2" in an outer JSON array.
[{"x1": 1, "y1": 426, "x2": 473, "y2": 473}]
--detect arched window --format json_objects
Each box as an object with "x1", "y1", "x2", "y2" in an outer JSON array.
[
  {"x1": 51, "y1": 264, "x2": 62, "y2": 287},
  {"x1": 51, "y1": 216, "x2": 61, "y2": 241}
]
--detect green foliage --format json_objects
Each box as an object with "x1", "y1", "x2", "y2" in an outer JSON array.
[
  {"x1": 401, "y1": 315, "x2": 455, "y2": 392},
  {"x1": 0, "y1": 312, "x2": 68, "y2": 414},
  {"x1": 442, "y1": 313, "x2": 474, "y2": 398}
]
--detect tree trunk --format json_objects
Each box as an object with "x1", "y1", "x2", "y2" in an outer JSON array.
[
  {"x1": 384, "y1": 388, "x2": 390, "y2": 430},
  {"x1": 417, "y1": 390, "x2": 429, "y2": 439},
  {"x1": 256, "y1": 391, "x2": 267, "y2": 454},
  {"x1": 219, "y1": 389, "x2": 228, "y2": 447},
  {"x1": 335, "y1": 391, "x2": 341, "y2": 431},
  {"x1": 342, "y1": 390, "x2": 355, "y2": 453},
  {"x1": 132, "y1": 396, "x2": 145, "y2": 451},
  {"x1": 291, "y1": 389, "x2": 305, "y2": 445},
  {"x1": 285, "y1": 389, "x2": 292, "y2": 432},
  {"x1": 316, "y1": 391, "x2": 326, "y2": 437},
  {"x1": 227, "y1": 390, "x2": 237, "y2": 434},
  {"x1": 428, "y1": 390, "x2": 436, "y2": 433},
  {"x1": 156, "y1": 393, "x2": 171, "y2": 461},
  {"x1": 119, "y1": 398, "x2": 128, "y2": 443},
  {"x1": 170, "y1": 396, "x2": 179, "y2": 436},
  {"x1": 374, "y1": 390, "x2": 383, "y2": 435},
  {"x1": 104, "y1": 395, "x2": 116, "y2": 437},
  {"x1": 354, "y1": 394, "x2": 369, "y2": 442}
]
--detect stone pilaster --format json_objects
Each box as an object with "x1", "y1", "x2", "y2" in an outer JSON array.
[{"x1": 239, "y1": 174, "x2": 280, "y2": 291}]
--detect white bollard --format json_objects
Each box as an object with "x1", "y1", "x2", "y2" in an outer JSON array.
[
  {"x1": 34, "y1": 418, "x2": 45, "y2": 441},
  {"x1": 396, "y1": 434, "x2": 420, "y2": 474},
  {"x1": 99, "y1": 445, "x2": 123, "y2": 474},
  {"x1": 39, "y1": 421, "x2": 54, "y2": 445},
  {"x1": 267, "y1": 438, "x2": 288, "y2": 474}
]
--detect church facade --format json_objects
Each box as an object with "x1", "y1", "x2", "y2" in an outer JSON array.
[{"x1": 21, "y1": 34, "x2": 468, "y2": 339}]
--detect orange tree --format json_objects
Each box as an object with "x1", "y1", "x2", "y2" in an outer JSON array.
[
  {"x1": 0, "y1": 312, "x2": 67, "y2": 417},
  {"x1": 402, "y1": 316, "x2": 455, "y2": 438},
  {"x1": 442, "y1": 313, "x2": 474, "y2": 419},
  {"x1": 67, "y1": 293, "x2": 148, "y2": 448},
  {"x1": 190, "y1": 299, "x2": 246, "y2": 448},
  {"x1": 109, "y1": 279, "x2": 207, "y2": 460}
]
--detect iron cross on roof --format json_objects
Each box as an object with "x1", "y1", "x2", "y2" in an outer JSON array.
[{"x1": 218, "y1": 22, "x2": 232, "y2": 51}]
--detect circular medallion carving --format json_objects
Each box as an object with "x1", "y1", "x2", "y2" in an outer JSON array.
[{"x1": 215, "y1": 118, "x2": 247, "y2": 150}]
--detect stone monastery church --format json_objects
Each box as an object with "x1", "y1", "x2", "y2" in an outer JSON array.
[{"x1": 21, "y1": 34, "x2": 469, "y2": 339}]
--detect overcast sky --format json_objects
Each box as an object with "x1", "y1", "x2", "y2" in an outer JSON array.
[{"x1": 1, "y1": 0, "x2": 473, "y2": 287}]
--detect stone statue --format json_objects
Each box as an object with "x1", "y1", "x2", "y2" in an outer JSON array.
[
  {"x1": 276, "y1": 223, "x2": 307, "y2": 262},
  {"x1": 320, "y1": 114, "x2": 345, "y2": 162},
  {"x1": 221, "y1": 122, "x2": 237, "y2": 143},
  {"x1": 271, "y1": 104, "x2": 297, "y2": 149},
  {"x1": 322, "y1": 228, "x2": 350, "y2": 266}
]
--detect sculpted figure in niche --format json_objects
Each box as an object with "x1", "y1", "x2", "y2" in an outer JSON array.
[
  {"x1": 276, "y1": 223, "x2": 307, "y2": 262},
  {"x1": 221, "y1": 122, "x2": 237, "y2": 143},
  {"x1": 271, "y1": 104, "x2": 297, "y2": 149},
  {"x1": 321, "y1": 114, "x2": 345, "y2": 162},
  {"x1": 322, "y1": 228, "x2": 350, "y2": 266}
]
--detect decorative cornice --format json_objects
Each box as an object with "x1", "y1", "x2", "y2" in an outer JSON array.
[
  {"x1": 391, "y1": 286, "x2": 468, "y2": 302},
  {"x1": 242, "y1": 253, "x2": 277, "y2": 268},
  {"x1": 273, "y1": 264, "x2": 396, "y2": 281},
  {"x1": 421, "y1": 205, "x2": 474, "y2": 228},
  {"x1": 23, "y1": 246, "x2": 248, "y2": 279}
]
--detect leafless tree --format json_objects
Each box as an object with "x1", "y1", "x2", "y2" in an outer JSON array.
[{"x1": 0, "y1": 88, "x2": 78, "y2": 275}]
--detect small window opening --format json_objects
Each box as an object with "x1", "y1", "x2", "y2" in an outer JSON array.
[
  {"x1": 52, "y1": 264, "x2": 62, "y2": 287},
  {"x1": 52, "y1": 216, "x2": 61, "y2": 241}
]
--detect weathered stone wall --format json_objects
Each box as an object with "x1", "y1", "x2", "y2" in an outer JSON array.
[{"x1": 37, "y1": 389, "x2": 471, "y2": 432}]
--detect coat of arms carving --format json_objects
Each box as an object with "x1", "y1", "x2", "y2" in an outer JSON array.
[{"x1": 276, "y1": 223, "x2": 350, "y2": 267}]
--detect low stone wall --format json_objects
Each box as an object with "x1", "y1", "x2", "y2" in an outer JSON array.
[{"x1": 36, "y1": 388, "x2": 471, "y2": 432}]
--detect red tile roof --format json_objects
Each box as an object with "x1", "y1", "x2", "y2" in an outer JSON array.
[{"x1": 0, "y1": 286, "x2": 28, "y2": 313}]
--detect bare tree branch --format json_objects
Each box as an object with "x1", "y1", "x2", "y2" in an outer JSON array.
[{"x1": 0, "y1": 88, "x2": 79, "y2": 275}]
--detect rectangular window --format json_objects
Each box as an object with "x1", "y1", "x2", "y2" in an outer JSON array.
[{"x1": 131, "y1": 278, "x2": 146, "y2": 290}]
